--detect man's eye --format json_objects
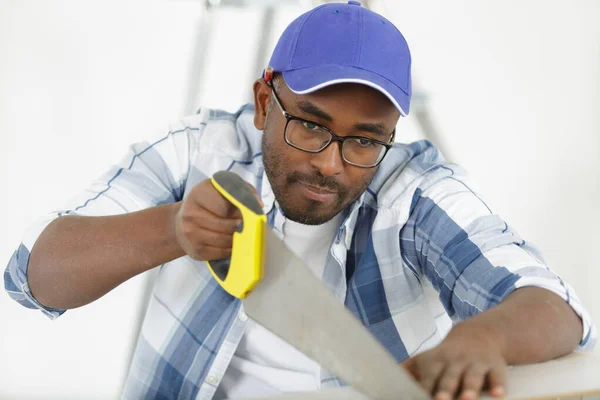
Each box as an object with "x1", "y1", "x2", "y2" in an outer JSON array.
[
  {"x1": 357, "y1": 138, "x2": 375, "y2": 147},
  {"x1": 301, "y1": 121, "x2": 320, "y2": 131}
]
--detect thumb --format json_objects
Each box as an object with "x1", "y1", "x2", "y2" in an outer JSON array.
[
  {"x1": 401, "y1": 358, "x2": 420, "y2": 380},
  {"x1": 247, "y1": 183, "x2": 264, "y2": 208}
]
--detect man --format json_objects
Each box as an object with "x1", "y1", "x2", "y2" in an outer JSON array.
[{"x1": 4, "y1": 1, "x2": 595, "y2": 399}]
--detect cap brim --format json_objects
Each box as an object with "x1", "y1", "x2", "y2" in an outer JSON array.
[{"x1": 281, "y1": 65, "x2": 410, "y2": 116}]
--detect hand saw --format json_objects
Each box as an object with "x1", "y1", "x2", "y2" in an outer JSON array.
[{"x1": 207, "y1": 170, "x2": 429, "y2": 400}]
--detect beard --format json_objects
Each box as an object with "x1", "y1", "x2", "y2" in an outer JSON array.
[{"x1": 261, "y1": 121, "x2": 371, "y2": 225}]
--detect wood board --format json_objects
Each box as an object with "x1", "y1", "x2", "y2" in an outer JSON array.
[{"x1": 252, "y1": 352, "x2": 600, "y2": 400}]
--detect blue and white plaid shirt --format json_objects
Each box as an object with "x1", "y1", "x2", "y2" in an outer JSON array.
[{"x1": 5, "y1": 104, "x2": 596, "y2": 400}]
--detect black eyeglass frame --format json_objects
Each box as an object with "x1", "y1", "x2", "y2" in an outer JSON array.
[{"x1": 268, "y1": 82, "x2": 395, "y2": 169}]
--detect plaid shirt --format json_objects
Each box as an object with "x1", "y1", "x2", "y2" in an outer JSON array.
[{"x1": 5, "y1": 104, "x2": 596, "y2": 400}]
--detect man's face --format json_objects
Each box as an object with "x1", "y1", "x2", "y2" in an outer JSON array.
[{"x1": 253, "y1": 77, "x2": 400, "y2": 225}]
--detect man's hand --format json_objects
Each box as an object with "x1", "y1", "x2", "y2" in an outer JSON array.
[
  {"x1": 402, "y1": 324, "x2": 506, "y2": 400},
  {"x1": 402, "y1": 286, "x2": 584, "y2": 400},
  {"x1": 175, "y1": 178, "x2": 263, "y2": 261}
]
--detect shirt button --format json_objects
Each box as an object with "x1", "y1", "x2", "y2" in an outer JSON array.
[
  {"x1": 238, "y1": 311, "x2": 248, "y2": 321},
  {"x1": 206, "y1": 375, "x2": 219, "y2": 385}
]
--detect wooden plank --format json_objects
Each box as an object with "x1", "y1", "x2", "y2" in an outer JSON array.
[
  {"x1": 486, "y1": 352, "x2": 600, "y2": 400},
  {"x1": 253, "y1": 352, "x2": 600, "y2": 400}
]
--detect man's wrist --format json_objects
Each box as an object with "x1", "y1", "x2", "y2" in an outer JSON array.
[
  {"x1": 167, "y1": 201, "x2": 186, "y2": 258},
  {"x1": 445, "y1": 312, "x2": 508, "y2": 359}
]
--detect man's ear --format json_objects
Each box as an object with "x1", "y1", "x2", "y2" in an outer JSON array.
[{"x1": 253, "y1": 79, "x2": 271, "y2": 130}]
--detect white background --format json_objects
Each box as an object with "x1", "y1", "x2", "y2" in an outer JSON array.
[{"x1": 0, "y1": 0, "x2": 598, "y2": 398}]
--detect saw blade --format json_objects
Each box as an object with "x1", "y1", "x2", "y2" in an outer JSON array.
[{"x1": 242, "y1": 228, "x2": 429, "y2": 400}]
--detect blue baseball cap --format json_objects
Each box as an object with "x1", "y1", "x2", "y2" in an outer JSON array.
[{"x1": 266, "y1": 0, "x2": 412, "y2": 116}]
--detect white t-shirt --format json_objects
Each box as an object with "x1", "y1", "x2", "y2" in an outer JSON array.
[{"x1": 214, "y1": 214, "x2": 342, "y2": 400}]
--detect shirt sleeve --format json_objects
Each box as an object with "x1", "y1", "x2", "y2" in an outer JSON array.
[
  {"x1": 403, "y1": 165, "x2": 597, "y2": 351},
  {"x1": 3, "y1": 118, "x2": 206, "y2": 319}
]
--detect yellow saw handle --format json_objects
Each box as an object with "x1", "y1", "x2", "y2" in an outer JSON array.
[{"x1": 207, "y1": 171, "x2": 266, "y2": 298}]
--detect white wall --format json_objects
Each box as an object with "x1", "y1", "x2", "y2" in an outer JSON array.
[
  {"x1": 383, "y1": 0, "x2": 600, "y2": 330},
  {"x1": 0, "y1": 1, "x2": 598, "y2": 399},
  {"x1": 0, "y1": 1, "x2": 203, "y2": 398}
]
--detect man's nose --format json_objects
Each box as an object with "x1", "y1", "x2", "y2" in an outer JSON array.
[{"x1": 309, "y1": 141, "x2": 344, "y2": 177}]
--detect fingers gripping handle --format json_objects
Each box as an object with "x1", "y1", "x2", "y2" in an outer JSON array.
[{"x1": 207, "y1": 171, "x2": 266, "y2": 299}]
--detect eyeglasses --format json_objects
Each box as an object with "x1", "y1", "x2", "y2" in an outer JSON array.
[{"x1": 269, "y1": 83, "x2": 395, "y2": 168}]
